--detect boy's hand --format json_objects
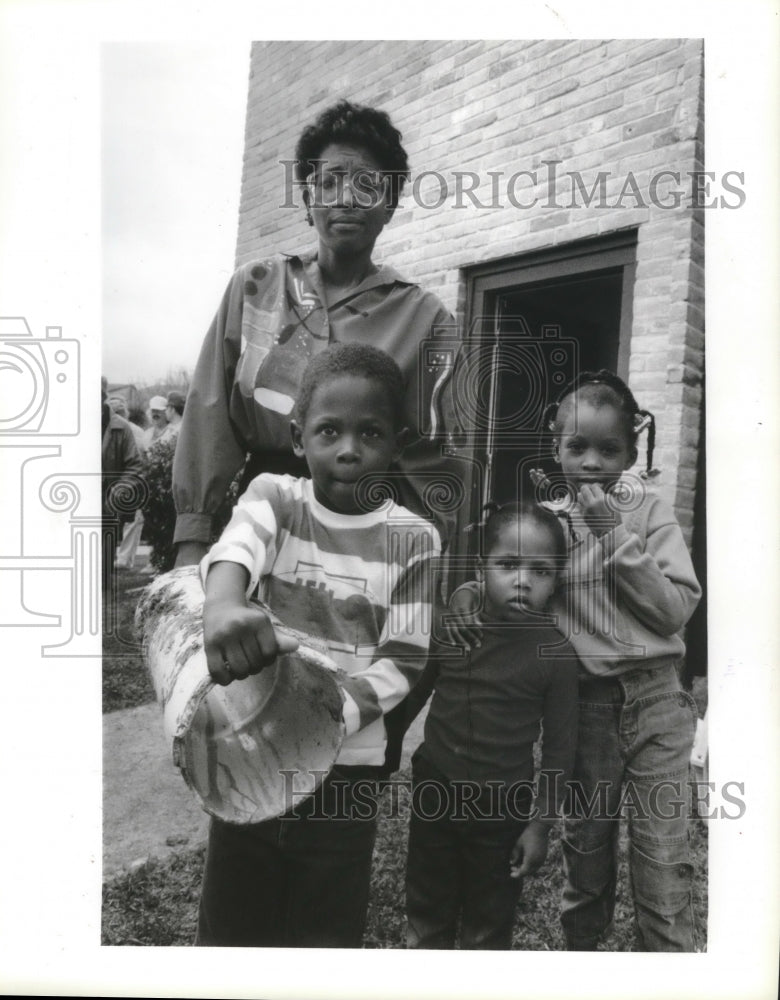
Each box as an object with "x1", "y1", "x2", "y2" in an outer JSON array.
[
  {"x1": 510, "y1": 821, "x2": 551, "y2": 879},
  {"x1": 203, "y1": 599, "x2": 299, "y2": 686},
  {"x1": 445, "y1": 584, "x2": 483, "y2": 650},
  {"x1": 576, "y1": 482, "x2": 622, "y2": 538}
]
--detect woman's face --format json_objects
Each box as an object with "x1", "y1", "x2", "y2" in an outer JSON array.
[{"x1": 304, "y1": 143, "x2": 394, "y2": 262}]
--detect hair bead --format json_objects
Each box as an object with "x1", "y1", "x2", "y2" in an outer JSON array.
[{"x1": 545, "y1": 369, "x2": 658, "y2": 478}]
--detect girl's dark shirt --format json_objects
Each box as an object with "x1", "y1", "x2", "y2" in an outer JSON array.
[{"x1": 419, "y1": 622, "x2": 580, "y2": 818}]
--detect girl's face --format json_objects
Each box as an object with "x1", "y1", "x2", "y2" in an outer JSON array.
[
  {"x1": 479, "y1": 519, "x2": 559, "y2": 621},
  {"x1": 554, "y1": 399, "x2": 637, "y2": 492}
]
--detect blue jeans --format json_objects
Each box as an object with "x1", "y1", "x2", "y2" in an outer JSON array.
[
  {"x1": 405, "y1": 752, "x2": 529, "y2": 950},
  {"x1": 195, "y1": 766, "x2": 380, "y2": 948},
  {"x1": 561, "y1": 664, "x2": 699, "y2": 951}
]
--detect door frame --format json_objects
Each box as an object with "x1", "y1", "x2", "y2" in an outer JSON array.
[
  {"x1": 465, "y1": 228, "x2": 638, "y2": 381},
  {"x1": 449, "y1": 230, "x2": 639, "y2": 575}
]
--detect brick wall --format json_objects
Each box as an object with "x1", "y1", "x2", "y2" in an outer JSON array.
[{"x1": 236, "y1": 39, "x2": 705, "y2": 539}]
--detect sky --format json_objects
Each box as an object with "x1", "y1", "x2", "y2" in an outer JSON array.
[{"x1": 101, "y1": 43, "x2": 250, "y2": 386}]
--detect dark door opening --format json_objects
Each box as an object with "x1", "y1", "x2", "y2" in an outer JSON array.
[
  {"x1": 455, "y1": 231, "x2": 638, "y2": 566},
  {"x1": 490, "y1": 268, "x2": 627, "y2": 506}
]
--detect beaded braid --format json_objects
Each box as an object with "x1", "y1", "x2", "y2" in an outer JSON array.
[
  {"x1": 464, "y1": 501, "x2": 502, "y2": 537},
  {"x1": 543, "y1": 369, "x2": 659, "y2": 479}
]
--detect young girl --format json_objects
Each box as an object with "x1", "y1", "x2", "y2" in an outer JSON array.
[
  {"x1": 405, "y1": 502, "x2": 580, "y2": 950},
  {"x1": 450, "y1": 370, "x2": 702, "y2": 952}
]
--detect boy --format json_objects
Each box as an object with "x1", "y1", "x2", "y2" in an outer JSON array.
[{"x1": 196, "y1": 342, "x2": 441, "y2": 948}]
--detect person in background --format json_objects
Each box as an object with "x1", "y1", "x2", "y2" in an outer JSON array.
[
  {"x1": 160, "y1": 390, "x2": 185, "y2": 443},
  {"x1": 115, "y1": 404, "x2": 150, "y2": 570},
  {"x1": 102, "y1": 387, "x2": 143, "y2": 585},
  {"x1": 109, "y1": 396, "x2": 147, "y2": 453},
  {"x1": 146, "y1": 395, "x2": 169, "y2": 446},
  {"x1": 127, "y1": 404, "x2": 150, "y2": 439}
]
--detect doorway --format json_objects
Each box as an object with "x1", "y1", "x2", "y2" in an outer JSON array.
[{"x1": 454, "y1": 230, "x2": 638, "y2": 563}]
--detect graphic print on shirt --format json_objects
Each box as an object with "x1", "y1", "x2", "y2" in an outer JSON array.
[
  {"x1": 235, "y1": 260, "x2": 286, "y2": 400},
  {"x1": 236, "y1": 265, "x2": 330, "y2": 419},
  {"x1": 289, "y1": 273, "x2": 320, "y2": 313},
  {"x1": 264, "y1": 558, "x2": 384, "y2": 658}
]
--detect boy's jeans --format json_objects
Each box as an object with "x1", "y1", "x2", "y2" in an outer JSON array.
[
  {"x1": 406, "y1": 752, "x2": 529, "y2": 950},
  {"x1": 195, "y1": 766, "x2": 380, "y2": 948},
  {"x1": 561, "y1": 664, "x2": 699, "y2": 951}
]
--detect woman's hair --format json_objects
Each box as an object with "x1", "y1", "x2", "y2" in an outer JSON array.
[
  {"x1": 294, "y1": 342, "x2": 406, "y2": 429},
  {"x1": 294, "y1": 100, "x2": 410, "y2": 207},
  {"x1": 544, "y1": 369, "x2": 658, "y2": 478},
  {"x1": 477, "y1": 501, "x2": 567, "y2": 561}
]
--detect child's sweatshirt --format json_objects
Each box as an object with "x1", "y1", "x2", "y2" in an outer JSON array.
[{"x1": 548, "y1": 484, "x2": 701, "y2": 678}]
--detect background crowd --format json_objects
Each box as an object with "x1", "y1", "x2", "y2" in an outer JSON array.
[{"x1": 100, "y1": 378, "x2": 189, "y2": 586}]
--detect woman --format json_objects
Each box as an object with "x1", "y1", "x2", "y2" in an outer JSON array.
[{"x1": 173, "y1": 100, "x2": 458, "y2": 567}]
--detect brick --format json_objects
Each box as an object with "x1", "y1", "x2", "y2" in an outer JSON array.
[
  {"x1": 622, "y1": 109, "x2": 677, "y2": 141},
  {"x1": 628, "y1": 38, "x2": 682, "y2": 66},
  {"x1": 537, "y1": 77, "x2": 582, "y2": 103},
  {"x1": 636, "y1": 256, "x2": 675, "y2": 280},
  {"x1": 529, "y1": 209, "x2": 572, "y2": 233},
  {"x1": 676, "y1": 447, "x2": 700, "y2": 480},
  {"x1": 537, "y1": 39, "x2": 583, "y2": 70},
  {"x1": 622, "y1": 68, "x2": 681, "y2": 106}
]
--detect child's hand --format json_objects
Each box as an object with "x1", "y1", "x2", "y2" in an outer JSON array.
[
  {"x1": 445, "y1": 584, "x2": 483, "y2": 649},
  {"x1": 510, "y1": 821, "x2": 551, "y2": 879},
  {"x1": 203, "y1": 599, "x2": 299, "y2": 686},
  {"x1": 576, "y1": 482, "x2": 622, "y2": 538}
]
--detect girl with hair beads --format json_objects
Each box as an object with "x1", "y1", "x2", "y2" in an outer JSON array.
[
  {"x1": 450, "y1": 370, "x2": 702, "y2": 952},
  {"x1": 405, "y1": 501, "x2": 579, "y2": 950}
]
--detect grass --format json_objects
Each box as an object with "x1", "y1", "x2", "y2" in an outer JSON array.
[
  {"x1": 103, "y1": 567, "x2": 709, "y2": 951},
  {"x1": 102, "y1": 566, "x2": 157, "y2": 713}
]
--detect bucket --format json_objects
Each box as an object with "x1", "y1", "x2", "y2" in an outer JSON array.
[{"x1": 136, "y1": 565, "x2": 346, "y2": 824}]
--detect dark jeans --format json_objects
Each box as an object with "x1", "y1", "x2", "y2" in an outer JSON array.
[
  {"x1": 405, "y1": 752, "x2": 529, "y2": 950},
  {"x1": 195, "y1": 766, "x2": 380, "y2": 948}
]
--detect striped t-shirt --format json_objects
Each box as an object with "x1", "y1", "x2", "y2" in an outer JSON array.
[{"x1": 202, "y1": 473, "x2": 442, "y2": 766}]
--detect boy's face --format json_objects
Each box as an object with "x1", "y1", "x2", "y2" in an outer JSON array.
[
  {"x1": 478, "y1": 519, "x2": 559, "y2": 621},
  {"x1": 291, "y1": 374, "x2": 405, "y2": 514}
]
